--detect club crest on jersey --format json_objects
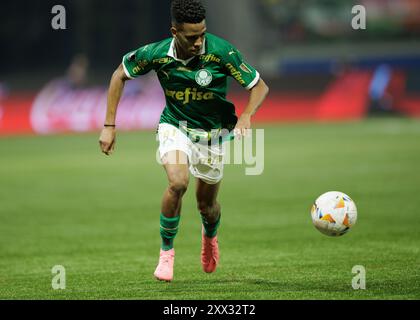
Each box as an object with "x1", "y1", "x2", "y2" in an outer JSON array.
[{"x1": 195, "y1": 69, "x2": 213, "y2": 87}]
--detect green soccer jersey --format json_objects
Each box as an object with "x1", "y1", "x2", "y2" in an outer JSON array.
[{"x1": 122, "y1": 33, "x2": 260, "y2": 132}]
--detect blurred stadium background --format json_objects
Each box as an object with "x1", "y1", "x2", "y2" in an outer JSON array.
[
  {"x1": 1, "y1": 0, "x2": 420, "y2": 299},
  {"x1": 1, "y1": 0, "x2": 419, "y2": 134}
]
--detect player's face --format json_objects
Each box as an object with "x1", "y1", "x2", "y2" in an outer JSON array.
[{"x1": 172, "y1": 20, "x2": 206, "y2": 58}]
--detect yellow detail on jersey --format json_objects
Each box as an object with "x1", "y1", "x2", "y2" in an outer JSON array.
[
  {"x1": 153, "y1": 57, "x2": 172, "y2": 64},
  {"x1": 200, "y1": 54, "x2": 221, "y2": 63},
  {"x1": 177, "y1": 66, "x2": 193, "y2": 72},
  {"x1": 132, "y1": 60, "x2": 149, "y2": 74},
  {"x1": 225, "y1": 63, "x2": 246, "y2": 85},
  {"x1": 165, "y1": 88, "x2": 215, "y2": 105}
]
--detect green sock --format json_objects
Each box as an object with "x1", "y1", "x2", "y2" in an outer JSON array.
[
  {"x1": 160, "y1": 214, "x2": 180, "y2": 251},
  {"x1": 201, "y1": 213, "x2": 221, "y2": 238}
]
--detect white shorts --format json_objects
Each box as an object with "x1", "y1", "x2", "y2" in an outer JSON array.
[{"x1": 157, "y1": 123, "x2": 225, "y2": 185}]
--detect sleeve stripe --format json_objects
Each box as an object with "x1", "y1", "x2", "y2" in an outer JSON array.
[
  {"x1": 122, "y1": 57, "x2": 135, "y2": 79},
  {"x1": 246, "y1": 71, "x2": 260, "y2": 90}
]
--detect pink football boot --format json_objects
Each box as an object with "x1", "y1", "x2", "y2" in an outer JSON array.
[
  {"x1": 154, "y1": 248, "x2": 175, "y2": 282},
  {"x1": 201, "y1": 229, "x2": 220, "y2": 273}
]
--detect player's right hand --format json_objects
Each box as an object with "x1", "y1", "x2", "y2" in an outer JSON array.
[{"x1": 99, "y1": 127, "x2": 116, "y2": 156}]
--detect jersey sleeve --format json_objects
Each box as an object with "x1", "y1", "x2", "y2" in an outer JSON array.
[
  {"x1": 222, "y1": 46, "x2": 260, "y2": 90},
  {"x1": 122, "y1": 44, "x2": 155, "y2": 79}
]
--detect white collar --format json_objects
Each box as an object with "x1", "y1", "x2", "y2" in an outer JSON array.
[{"x1": 167, "y1": 37, "x2": 206, "y2": 65}]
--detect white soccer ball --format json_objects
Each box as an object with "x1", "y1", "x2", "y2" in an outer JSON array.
[{"x1": 311, "y1": 191, "x2": 357, "y2": 237}]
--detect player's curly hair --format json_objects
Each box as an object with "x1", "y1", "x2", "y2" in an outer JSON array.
[{"x1": 171, "y1": 0, "x2": 206, "y2": 25}]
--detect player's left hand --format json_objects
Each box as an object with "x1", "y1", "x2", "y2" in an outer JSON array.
[{"x1": 234, "y1": 113, "x2": 251, "y2": 138}]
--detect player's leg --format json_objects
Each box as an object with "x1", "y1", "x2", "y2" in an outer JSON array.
[
  {"x1": 196, "y1": 178, "x2": 221, "y2": 234},
  {"x1": 160, "y1": 151, "x2": 189, "y2": 252},
  {"x1": 154, "y1": 150, "x2": 189, "y2": 282},
  {"x1": 161, "y1": 150, "x2": 190, "y2": 219},
  {"x1": 196, "y1": 178, "x2": 221, "y2": 273}
]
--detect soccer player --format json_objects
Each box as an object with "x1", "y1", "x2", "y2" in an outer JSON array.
[{"x1": 99, "y1": 0, "x2": 269, "y2": 282}]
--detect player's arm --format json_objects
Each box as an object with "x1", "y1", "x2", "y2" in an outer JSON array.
[
  {"x1": 99, "y1": 44, "x2": 155, "y2": 155},
  {"x1": 234, "y1": 78, "x2": 269, "y2": 137},
  {"x1": 99, "y1": 64, "x2": 129, "y2": 156}
]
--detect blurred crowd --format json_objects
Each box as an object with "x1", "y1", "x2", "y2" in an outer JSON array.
[{"x1": 259, "y1": 0, "x2": 420, "y2": 41}]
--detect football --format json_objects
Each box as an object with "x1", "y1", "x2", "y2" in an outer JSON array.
[{"x1": 311, "y1": 191, "x2": 357, "y2": 237}]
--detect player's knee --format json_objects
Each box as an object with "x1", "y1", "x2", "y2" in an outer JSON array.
[{"x1": 168, "y1": 179, "x2": 189, "y2": 196}]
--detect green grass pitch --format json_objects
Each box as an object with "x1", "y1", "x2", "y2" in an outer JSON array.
[{"x1": 0, "y1": 118, "x2": 419, "y2": 299}]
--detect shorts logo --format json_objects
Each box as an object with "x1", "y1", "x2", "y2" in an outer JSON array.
[{"x1": 195, "y1": 69, "x2": 213, "y2": 87}]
